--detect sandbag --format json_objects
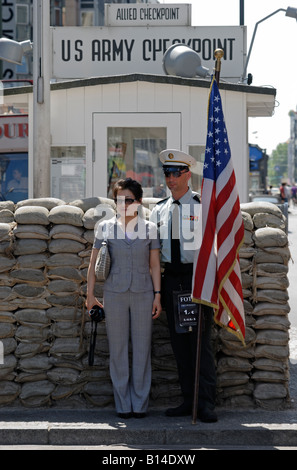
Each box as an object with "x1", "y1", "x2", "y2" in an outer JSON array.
[
  {"x1": 48, "y1": 239, "x2": 86, "y2": 254},
  {"x1": 240, "y1": 201, "x2": 283, "y2": 218},
  {"x1": 14, "y1": 206, "x2": 49, "y2": 225},
  {"x1": 0, "y1": 256, "x2": 16, "y2": 272},
  {"x1": 0, "y1": 201, "x2": 15, "y2": 212},
  {"x1": 256, "y1": 330, "x2": 289, "y2": 346},
  {"x1": 13, "y1": 224, "x2": 49, "y2": 240},
  {"x1": 69, "y1": 196, "x2": 115, "y2": 212},
  {"x1": 82, "y1": 205, "x2": 115, "y2": 230},
  {"x1": 14, "y1": 239, "x2": 47, "y2": 255},
  {"x1": 253, "y1": 227, "x2": 287, "y2": 248},
  {"x1": 0, "y1": 381, "x2": 20, "y2": 405},
  {"x1": 253, "y1": 212, "x2": 285, "y2": 230},
  {"x1": 15, "y1": 197, "x2": 65, "y2": 210},
  {"x1": 0, "y1": 223, "x2": 13, "y2": 240},
  {"x1": 48, "y1": 205, "x2": 84, "y2": 226},
  {"x1": 49, "y1": 224, "x2": 86, "y2": 243},
  {"x1": 254, "y1": 383, "x2": 287, "y2": 400},
  {"x1": 16, "y1": 254, "x2": 48, "y2": 269},
  {"x1": 0, "y1": 209, "x2": 14, "y2": 223}
]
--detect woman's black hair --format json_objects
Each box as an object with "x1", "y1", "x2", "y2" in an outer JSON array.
[{"x1": 113, "y1": 178, "x2": 143, "y2": 201}]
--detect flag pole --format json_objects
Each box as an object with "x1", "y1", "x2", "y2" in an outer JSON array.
[
  {"x1": 192, "y1": 304, "x2": 203, "y2": 424},
  {"x1": 191, "y1": 48, "x2": 224, "y2": 425},
  {"x1": 214, "y1": 48, "x2": 224, "y2": 86}
]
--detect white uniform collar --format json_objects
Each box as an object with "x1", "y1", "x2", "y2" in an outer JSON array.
[{"x1": 170, "y1": 188, "x2": 192, "y2": 205}]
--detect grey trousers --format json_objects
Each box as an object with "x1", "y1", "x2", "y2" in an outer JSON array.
[{"x1": 104, "y1": 290, "x2": 154, "y2": 413}]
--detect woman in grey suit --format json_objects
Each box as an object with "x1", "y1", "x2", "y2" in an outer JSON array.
[{"x1": 86, "y1": 178, "x2": 162, "y2": 419}]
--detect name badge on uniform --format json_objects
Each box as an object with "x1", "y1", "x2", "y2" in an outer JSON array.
[
  {"x1": 180, "y1": 204, "x2": 202, "y2": 251},
  {"x1": 173, "y1": 290, "x2": 199, "y2": 333}
]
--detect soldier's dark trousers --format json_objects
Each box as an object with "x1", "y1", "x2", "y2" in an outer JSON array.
[{"x1": 162, "y1": 266, "x2": 217, "y2": 410}]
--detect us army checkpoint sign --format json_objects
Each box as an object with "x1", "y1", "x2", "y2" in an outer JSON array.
[{"x1": 51, "y1": 25, "x2": 245, "y2": 82}]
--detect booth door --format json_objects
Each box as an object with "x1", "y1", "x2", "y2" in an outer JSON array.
[{"x1": 92, "y1": 113, "x2": 181, "y2": 198}]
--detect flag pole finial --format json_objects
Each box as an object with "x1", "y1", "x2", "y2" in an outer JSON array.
[{"x1": 214, "y1": 48, "x2": 224, "y2": 87}]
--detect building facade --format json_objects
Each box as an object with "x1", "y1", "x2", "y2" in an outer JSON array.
[
  {"x1": 0, "y1": 0, "x2": 159, "y2": 80},
  {"x1": 3, "y1": 73, "x2": 275, "y2": 203},
  {"x1": 0, "y1": 1, "x2": 276, "y2": 204}
]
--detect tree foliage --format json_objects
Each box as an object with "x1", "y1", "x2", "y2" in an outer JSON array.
[{"x1": 267, "y1": 142, "x2": 288, "y2": 186}]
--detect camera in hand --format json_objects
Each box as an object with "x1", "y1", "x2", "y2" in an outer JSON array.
[
  {"x1": 89, "y1": 305, "x2": 105, "y2": 323},
  {"x1": 88, "y1": 305, "x2": 105, "y2": 366}
]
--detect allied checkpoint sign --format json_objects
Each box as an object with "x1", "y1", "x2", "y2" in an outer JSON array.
[
  {"x1": 104, "y1": 3, "x2": 192, "y2": 27},
  {"x1": 51, "y1": 4, "x2": 246, "y2": 82}
]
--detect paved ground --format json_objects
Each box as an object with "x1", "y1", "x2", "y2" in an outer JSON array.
[
  {"x1": 0, "y1": 329, "x2": 296, "y2": 451},
  {"x1": 0, "y1": 209, "x2": 296, "y2": 451},
  {"x1": 0, "y1": 360, "x2": 296, "y2": 451}
]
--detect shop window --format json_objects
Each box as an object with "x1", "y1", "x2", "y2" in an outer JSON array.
[
  {"x1": 16, "y1": 4, "x2": 29, "y2": 25},
  {"x1": 51, "y1": 147, "x2": 86, "y2": 202},
  {"x1": 80, "y1": 11, "x2": 94, "y2": 26},
  {"x1": 0, "y1": 152, "x2": 28, "y2": 203},
  {"x1": 107, "y1": 127, "x2": 167, "y2": 199}
]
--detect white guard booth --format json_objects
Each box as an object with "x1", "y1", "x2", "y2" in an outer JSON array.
[{"x1": 3, "y1": 73, "x2": 276, "y2": 203}]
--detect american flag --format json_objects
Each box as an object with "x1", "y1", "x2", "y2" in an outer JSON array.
[{"x1": 192, "y1": 77, "x2": 245, "y2": 343}]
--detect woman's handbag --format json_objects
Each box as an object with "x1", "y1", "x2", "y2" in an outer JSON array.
[{"x1": 95, "y1": 240, "x2": 111, "y2": 281}]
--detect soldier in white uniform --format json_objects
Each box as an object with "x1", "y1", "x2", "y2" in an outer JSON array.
[{"x1": 150, "y1": 149, "x2": 217, "y2": 422}]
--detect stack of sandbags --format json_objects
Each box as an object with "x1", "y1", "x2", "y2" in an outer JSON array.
[
  {"x1": 0, "y1": 204, "x2": 20, "y2": 405},
  {"x1": 0, "y1": 197, "x2": 117, "y2": 407},
  {"x1": 0, "y1": 197, "x2": 292, "y2": 410},
  {"x1": 150, "y1": 313, "x2": 182, "y2": 407},
  {"x1": 250, "y1": 205, "x2": 290, "y2": 409},
  {"x1": 0, "y1": 207, "x2": 16, "y2": 290},
  {"x1": 12, "y1": 200, "x2": 59, "y2": 406},
  {"x1": 215, "y1": 207, "x2": 256, "y2": 407},
  {"x1": 46, "y1": 201, "x2": 107, "y2": 407},
  {"x1": 81, "y1": 320, "x2": 113, "y2": 407},
  {"x1": 0, "y1": 310, "x2": 19, "y2": 405},
  {"x1": 216, "y1": 327, "x2": 256, "y2": 408},
  {"x1": 216, "y1": 201, "x2": 291, "y2": 409}
]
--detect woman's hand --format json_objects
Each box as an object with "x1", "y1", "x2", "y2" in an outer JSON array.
[
  {"x1": 85, "y1": 295, "x2": 103, "y2": 313},
  {"x1": 86, "y1": 248, "x2": 103, "y2": 313},
  {"x1": 150, "y1": 248, "x2": 162, "y2": 319},
  {"x1": 152, "y1": 294, "x2": 162, "y2": 319}
]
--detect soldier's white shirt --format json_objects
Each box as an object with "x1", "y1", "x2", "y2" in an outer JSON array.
[{"x1": 150, "y1": 188, "x2": 202, "y2": 264}]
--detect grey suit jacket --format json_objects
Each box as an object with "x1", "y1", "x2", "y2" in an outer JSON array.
[{"x1": 93, "y1": 216, "x2": 160, "y2": 293}]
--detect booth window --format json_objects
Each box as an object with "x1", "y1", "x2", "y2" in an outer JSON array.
[
  {"x1": 0, "y1": 152, "x2": 28, "y2": 203},
  {"x1": 107, "y1": 127, "x2": 167, "y2": 198},
  {"x1": 51, "y1": 147, "x2": 86, "y2": 202}
]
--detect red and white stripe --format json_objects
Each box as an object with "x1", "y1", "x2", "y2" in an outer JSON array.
[{"x1": 192, "y1": 157, "x2": 245, "y2": 342}]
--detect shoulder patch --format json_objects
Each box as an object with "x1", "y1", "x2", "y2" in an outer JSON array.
[{"x1": 156, "y1": 196, "x2": 170, "y2": 205}]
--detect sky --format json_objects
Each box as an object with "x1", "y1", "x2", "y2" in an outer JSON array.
[{"x1": 161, "y1": 0, "x2": 297, "y2": 155}]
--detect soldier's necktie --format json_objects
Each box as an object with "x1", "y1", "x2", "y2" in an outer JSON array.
[{"x1": 171, "y1": 200, "x2": 181, "y2": 266}]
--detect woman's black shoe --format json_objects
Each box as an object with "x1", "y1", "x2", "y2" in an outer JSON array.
[{"x1": 117, "y1": 412, "x2": 133, "y2": 419}]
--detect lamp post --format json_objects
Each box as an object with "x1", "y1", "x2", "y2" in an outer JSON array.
[
  {"x1": 240, "y1": 6, "x2": 297, "y2": 84},
  {"x1": 32, "y1": 0, "x2": 51, "y2": 198},
  {"x1": 0, "y1": 0, "x2": 51, "y2": 199}
]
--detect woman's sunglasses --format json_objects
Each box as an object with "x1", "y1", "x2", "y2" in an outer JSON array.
[{"x1": 114, "y1": 197, "x2": 137, "y2": 206}]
